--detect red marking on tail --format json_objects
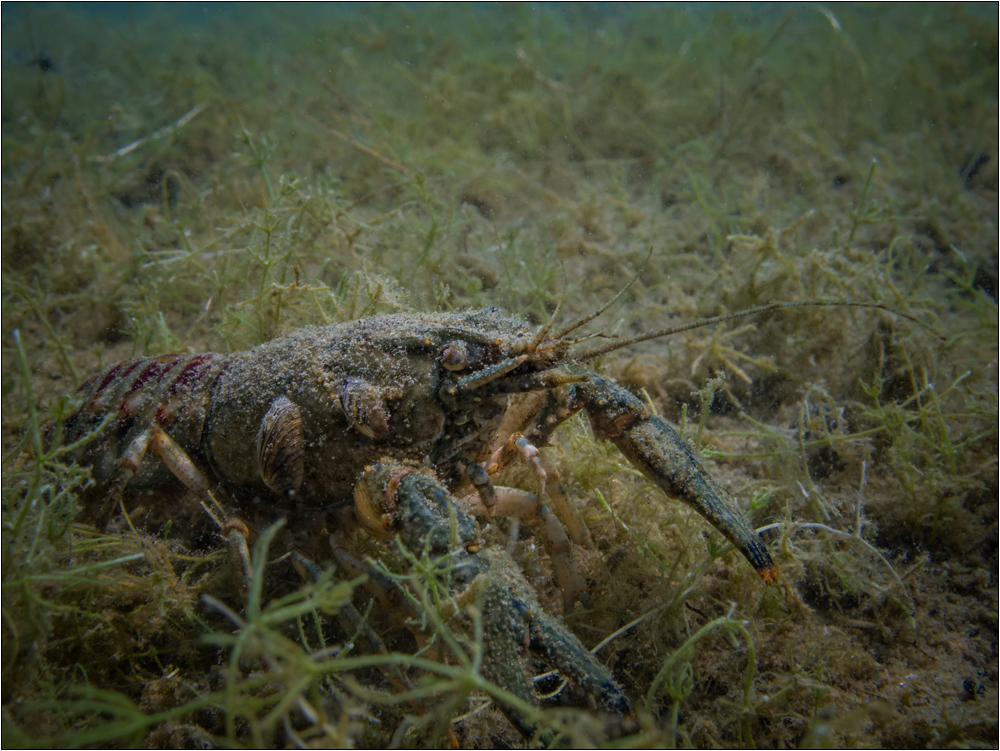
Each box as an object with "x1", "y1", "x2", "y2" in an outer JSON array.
[
  {"x1": 127, "y1": 355, "x2": 183, "y2": 393},
  {"x1": 95, "y1": 359, "x2": 141, "y2": 395},
  {"x1": 167, "y1": 354, "x2": 216, "y2": 395}
]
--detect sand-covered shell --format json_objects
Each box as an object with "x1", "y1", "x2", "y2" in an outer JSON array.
[
  {"x1": 339, "y1": 377, "x2": 390, "y2": 439},
  {"x1": 256, "y1": 395, "x2": 305, "y2": 498},
  {"x1": 439, "y1": 340, "x2": 468, "y2": 371},
  {"x1": 353, "y1": 471, "x2": 394, "y2": 539},
  {"x1": 353, "y1": 462, "x2": 418, "y2": 540}
]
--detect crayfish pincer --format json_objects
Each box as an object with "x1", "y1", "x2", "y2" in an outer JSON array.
[{"x1": 350, "y1": 460, "x2": 634, "y2": 737}]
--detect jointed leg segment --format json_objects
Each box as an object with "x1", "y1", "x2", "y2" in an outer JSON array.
[{"x1": 465, "y1": 432, "x2": 590, "y2": 611}]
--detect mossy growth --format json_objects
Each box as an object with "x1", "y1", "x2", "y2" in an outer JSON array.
[{"x1": 3, "y1": 4, "x2": 997, "y2": 748}]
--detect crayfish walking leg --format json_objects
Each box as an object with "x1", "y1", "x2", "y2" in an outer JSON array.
[
  {"x1": 106, "y1": 424, "x2": 265, "y2": 604},
  {"x1": 464, "y1": 444, "x2": 590, "y2": 612}
]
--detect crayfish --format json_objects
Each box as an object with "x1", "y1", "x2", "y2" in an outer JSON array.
[{"x1": 52, "y1": 279, "x2": 906, "y2": 736}]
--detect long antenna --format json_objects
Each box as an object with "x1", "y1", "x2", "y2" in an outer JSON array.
[
  {"x1": 552, "y1": 247, "x2": 654, "y2": 341},
  {"x1": 528, "y1": 267, "x2": 567, "y2": 352},
  {"x1": 578, "y1": 300, "x2": 940, "y2": 361}
]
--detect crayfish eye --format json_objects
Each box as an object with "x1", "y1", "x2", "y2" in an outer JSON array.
[{"x1": 439, "y1": 341, "x2": 468, "y2": 371}]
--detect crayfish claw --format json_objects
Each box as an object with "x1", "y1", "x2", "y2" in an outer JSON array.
[{"x1": 578, "y1": 374, "x2": 779, "y2": 582}]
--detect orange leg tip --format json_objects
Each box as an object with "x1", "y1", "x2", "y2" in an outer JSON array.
[
  {"x1": 759, "y1": 566, "x2": 780, "y2": 584},
  {"x1": 222, "y1": 519, "x2": 250, "y2": 538}
]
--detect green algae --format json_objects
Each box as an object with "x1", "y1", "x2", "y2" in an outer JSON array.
[{"x1": 2, "y1": 4, "x2": 997, "y2": 748}]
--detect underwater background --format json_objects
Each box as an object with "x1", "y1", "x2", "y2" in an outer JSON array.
[{"x1": 2, "y1": 3, "x2": 997, "y2": 747}]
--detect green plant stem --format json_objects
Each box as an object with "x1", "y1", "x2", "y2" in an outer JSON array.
[{"x1": 848, "y1": 158, "x2": 877, "y2": 243}]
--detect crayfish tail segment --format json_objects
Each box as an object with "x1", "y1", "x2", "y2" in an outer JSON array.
[{"x1": 577, "y1": 375, "x2": 778, "y2": 582}]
